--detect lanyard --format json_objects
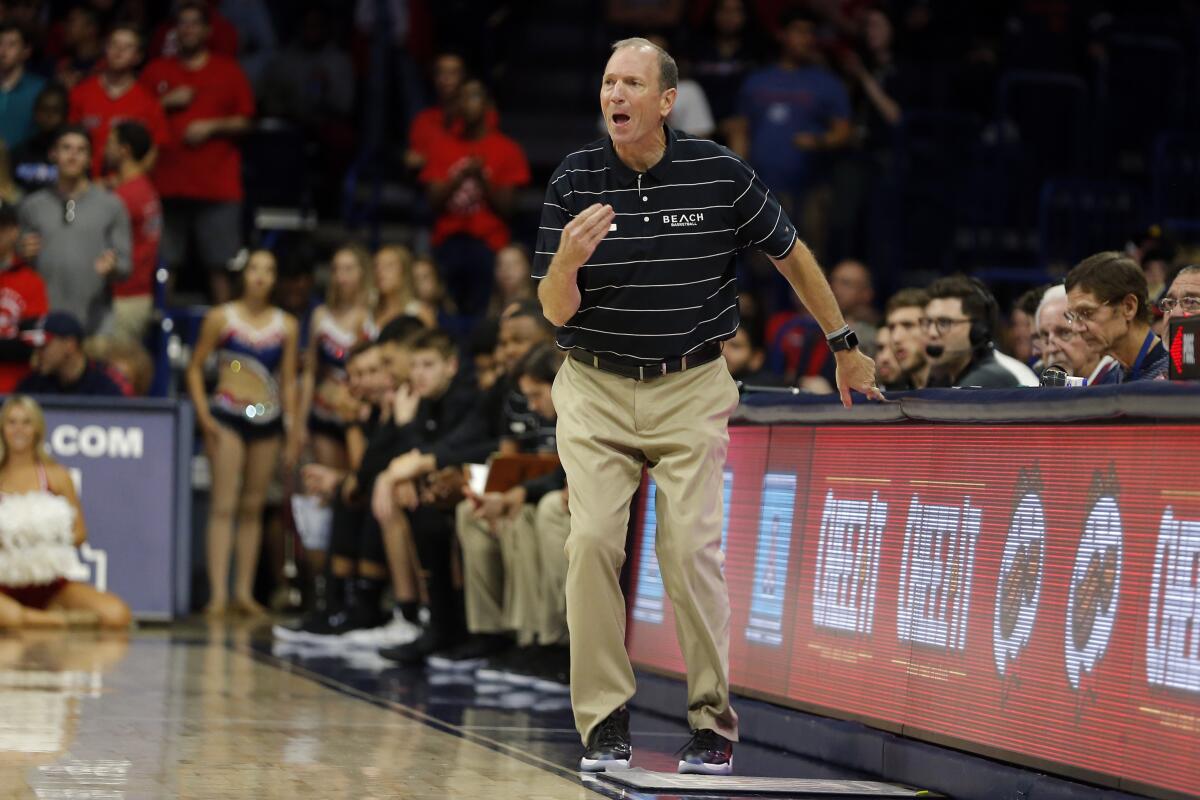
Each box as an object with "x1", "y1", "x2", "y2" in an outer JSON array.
[{"x1": 1129, "y1": 330, "x2": 1156, "y2": 379}]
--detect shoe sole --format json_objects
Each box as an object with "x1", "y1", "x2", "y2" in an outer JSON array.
[
  {"x1": 677, "y1": 758, "x2": 733, "y2": 776},
  {"x1": 579, "y1": 756, "x2": 631, "y2": 772},
  {"x1": 343, "y1": 632, "x2": 422, "y2": 649},
  {"x1": 426, "y1": 655, "x2": 488, "y2": 671}
]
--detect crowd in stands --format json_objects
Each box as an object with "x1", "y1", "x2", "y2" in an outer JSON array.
[{"x1": 0, "y1": 1, "x2": 1198, "y2": 687}]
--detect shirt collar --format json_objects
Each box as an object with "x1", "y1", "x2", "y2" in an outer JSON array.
[{"x1": 603, "y1": 124, "x2": 677, "y2": 186}]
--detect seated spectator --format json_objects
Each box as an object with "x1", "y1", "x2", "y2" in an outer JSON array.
[
  {"x1": 829, "y1": 259, "x2": 878, "y2": 353},
  {"x1": 649, "y1": 34, "x2": 715, "y2": 138},
  {"x1": 764, "y1": 305, "x2": 834, "y2": 388},
  {"x1": 1158, "y1": 265, "x2": 1200, "y2": 332},
  {"x1": 0, "y1": 199, "x2": 46, "y2": 392},
  {"x1": 17, "y1": 311, "x2": 124, "y2": 396},
  {"x1": 421, "y1": 78, "x2": 530, "y2": 317},
  {"x1": 468, "y1": 318, "x2": 499, "y2": 391},
  {"x1": 105, "y1": 121, "x2": 162, "y2": 344},
  {"x1": 405, "y1": 51, "x2": 498, "y2": 172},
  {"x1": 727, "y1": 8, "x2": 850, "y2": 257},
  {"x1": 84, "y1": 334, "x2": 152, "y2": 396},
  {"x1": 924, "y1": 276, "x2": 1030, "y2": 389},
  {"x1": 689, "y1": 0, "x2": 765, "y2": 144},
  {"x1": 1065, "y1": 252, "x2": 1168, "y2": 383},
  {"x1": 0, "y1": 21, "x2": 47, "y2": 151},
  {"x1": 52, "y1": 5, "x2": 103, "y2": 90},
  {"x1": 18, "y1": 125, "x2": 131, "y2": 335},
  {"x1": 883, "y1": 288, "x2": 929, "y2": 390},
  {"x1": 1035, "y1": 284, "x2": 1114, "y2": 385},
  {"x1": 10, "y1": 83, "x2": 67, "y2": 194},
  {"x1": 0, "y1": 394, "x2": 132, "y2": 629},
  {"x1": 873, "y1": 325, "x2": 901, "y2": 388},
  {"x1": 723, "y1": 324, "x2": 782, "y2": 386},
  {"x1": 219, "y1": 0, "x2": 277, "y2": 84},
  {"x1": 454, "y1": 343, "x2": 570, "y2": 688},
  {"x1": 1008, "y1": 284, "x2": 1049, "y2": 368},
  {"x1": 484, "y1": 244, "x2": 534, "y2": 321},
  {"x1": 296, "y1": 243, "x2": 374, "y2": 472},
  {"x1": 70, "y1": 24, "x2": 169, "y2": 181},
  {"x1": 373, "y1": 301, "x2": 555, "y2": 665},
  {"x1": 142, "y1": 0, "x2": 255, "y2": 304}
]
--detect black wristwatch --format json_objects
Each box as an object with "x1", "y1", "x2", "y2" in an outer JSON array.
[{"x1": 826, "y1": 326, "x2": 859, "y2": 353}]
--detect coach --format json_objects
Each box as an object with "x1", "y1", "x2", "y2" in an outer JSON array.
[{"x1": 535, "y1": 38, "x2": 880, "y2": 775}]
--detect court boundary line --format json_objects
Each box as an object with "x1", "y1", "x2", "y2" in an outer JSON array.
[{"x1": 239, "y1": 641, "x2": 626, "y2": 800}]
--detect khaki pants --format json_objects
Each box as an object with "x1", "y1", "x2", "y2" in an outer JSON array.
[
  {"x1": 111, "y1": 295, "x2": 154, "y2": 343},
  {"x1": 534, "y1": 490, "x2": 570, "y2": 645},
  {"x1": 553, "y1": 355, "x2": 741, "y2": 745},
  {"x1": 456, "y1": 501, "x2": 537, "y2": 642}
]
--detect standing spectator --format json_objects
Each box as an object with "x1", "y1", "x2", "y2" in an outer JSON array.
[
  {"x1": 1065, "y1": 252, "x2": 1168, "y2": 383},
  {"x1": 421, "y1": 78, "x2": 530, "y2": 317},
  {"x1": 484, "y1": 244, "x2": 534, "y2": 320},
  {"x1": 10, "y1": 83, "x2": 66, "y2": 193},
  {"x1": 727, "y1": 9, "x2": 850, "y2": 257},
  {"x1": 18, "y1": 125, "x2": 131, "y2": 335},
  {"x1": 0, "y1": 21, "x2": 46, "y2": 151},
  {"x1": 16, "y1": 311, "x2": 125, "y2": 396},
  {"x1": 149, "y1": 0, "x2": 239, "y2": 60},
  {"x1": 219, "y1": 0, "x2": 277, "y2": 84},
  {"x1": 0, "y1": 199, "x2": 46, "y2": 392},
  {"x1": 70, "y1": 23, "x2": 170, "y2": 180},
  {"x1": 142, "y1": 0, "x2": 254, "y2": 303},
  {"x1": 257, "y1": 4, "x2": 353, "y2": 126},
  {"x1": 883, "y1": 287, "x2": 930, "y2": 390},
  {"x1": 105, "y1": 121, "x2": 161, "y2": 343},
  {"x1": 690, "y1": 0, "x2": 764, "y2": 144},
  {"x1": 52, "y1": 5, "x2": 103, "y2": 90}
]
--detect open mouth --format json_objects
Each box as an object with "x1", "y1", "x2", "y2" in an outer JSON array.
[{"x1": 610, "y1": 112, "x2": 631, "y2": 129}]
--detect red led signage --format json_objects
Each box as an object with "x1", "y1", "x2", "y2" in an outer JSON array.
[{"x1": 627, "y1": 425, "x2": 1200, "y2": 798}]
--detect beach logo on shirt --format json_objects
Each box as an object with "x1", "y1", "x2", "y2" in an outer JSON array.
[{"x1": 663, "y1": 212, "x2": 704, "y2": 228}]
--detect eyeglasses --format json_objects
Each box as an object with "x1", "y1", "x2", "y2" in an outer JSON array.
[
  {"x1": 922, "y1": 317, "x2": 972, "y2": 334},
  {"x1": 1158, "y1": 296, "x2": 1200, "y2": 315},
  {"x1": 1037, "y1": 327, "x2": 1077, "y2": 346},
  {"x1": 1063, "y1": 300, "x2": 1114, "y2": 325},
  {"x1": 62, "y1": 198, "x2": 76, "y2": 225}
]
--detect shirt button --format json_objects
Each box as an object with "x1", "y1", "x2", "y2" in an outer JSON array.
[
  {"x1": 642, "y1": 196, "x2": 648, "y2": 202},
  {"x1": 643, "y1": 216, "x2": 649, "y2": 222}
]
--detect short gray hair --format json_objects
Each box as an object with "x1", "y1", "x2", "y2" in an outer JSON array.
[
  {"x1": 611, "y1": 37, "x2": 678, "y2": 92},
  {"x1": 1034, "y1": 283, "x2": 1065, "y2": 333}
]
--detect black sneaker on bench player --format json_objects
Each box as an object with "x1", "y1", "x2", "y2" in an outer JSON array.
[{"x1": 578, "y1": 707, "x2": 734, "y2": 775}]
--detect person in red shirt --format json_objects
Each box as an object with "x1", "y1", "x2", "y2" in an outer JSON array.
[
  {"x1": 70, "y1": 23, "x2": 170, "y2": 181},
  {"x1": 141, "y1": 1, "x2": 254, "y2": 304},
  {"x1": 149, "y1": 0, "x2": 239, "y2": 61},
  {"x1": 104, "y1": 120, "x2": 162, "y2": 344},
  {"x1": 405, "y1": 51, "x2": 499, "y2": 172},
  {"x1": 0, "y1": 200, "x2": 48, "y2": 392},
  {"x1": 420, "y1": 78, "x2": 530, "y2": 316}
]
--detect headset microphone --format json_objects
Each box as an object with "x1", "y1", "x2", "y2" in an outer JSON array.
[{"x1": 925, "y1": 343, "x2": 945, "y2": 359}]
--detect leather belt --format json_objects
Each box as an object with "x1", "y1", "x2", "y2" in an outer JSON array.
[{"x1": 569, "y1": 341, "x2": 723, "y2": 381}]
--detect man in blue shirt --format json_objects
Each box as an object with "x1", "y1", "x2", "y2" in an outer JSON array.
[
  {"x1": 0, "y1": 22, "x2": 46, "y2": 150},
  {"x1": 727, "y1": 9, "x2": 851, "y2": 215}
]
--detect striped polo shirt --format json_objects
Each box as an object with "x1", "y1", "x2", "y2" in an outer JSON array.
[{"x1": 533, "y1": 125, "x2": 797, "y2": 363}]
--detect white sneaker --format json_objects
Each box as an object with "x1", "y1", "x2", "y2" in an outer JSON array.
[{"x1": 341, "y1": 614, "x2": 422, "y2": 649}]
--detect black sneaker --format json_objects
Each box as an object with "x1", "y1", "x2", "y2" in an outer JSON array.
[
  {"x1": 380, "y1": 628, "x2": 458, "y2": 666},
  {"x1": 579, "y1": 707, "x2": 632, "y2": 772},
  {"x1": 426, "y1": 633, "x2": 512, "y2": 671},
  {"x1": 475, "y1": 646, "x2": 533, "y2": 684},
  {"x1": 677, "y1": 728, "x2": 733, "y2": 775}
]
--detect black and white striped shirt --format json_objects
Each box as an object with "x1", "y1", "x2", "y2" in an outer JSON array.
[{"x1": 533, "y1": 126, "x2": 797, "y2": 363}]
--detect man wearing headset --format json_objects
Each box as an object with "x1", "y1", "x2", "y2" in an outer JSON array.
[{"x1": 923, "y1": 275, "x2": 1036, "y2": 388}]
